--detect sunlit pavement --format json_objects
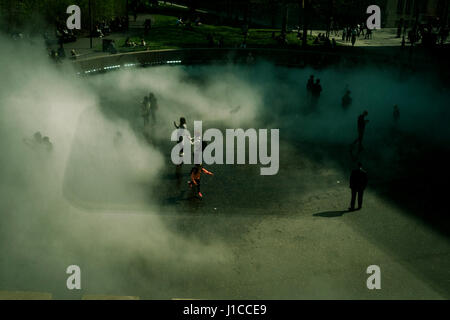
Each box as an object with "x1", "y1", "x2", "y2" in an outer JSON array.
[{"x1": 1, "y1": 141, "x2": 449, "y2": 299}]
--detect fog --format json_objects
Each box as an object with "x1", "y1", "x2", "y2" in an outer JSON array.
[{"x1": 0, "y1": 33, "x2": 449, "y2": 298}]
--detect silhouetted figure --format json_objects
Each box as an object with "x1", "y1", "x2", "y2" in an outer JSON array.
[
  {"x1": 33, "y1": 131, "x2": 43, "y2": 143},
  {"x1": 174, "y1": 117, "x2": 189, "y2": 167},
  {"x1": 306, "y1": 75, "x2": 314, "y2": 92},
  {"x1": 174, "y1": 117, "x2": 187, "y2": 130},
  {"x1": 148, "y1": 92, "x2": 158, "y2": 122},
  {"x1": 351, "y1": 28, "x2": 357, "y2": 46},
  {"x1": 144, "y1": 19, "x2": 152, "y2": 35},
  {"x1": 24, "y1": 131, "x2": 53, "y2": 152},
  {"x1": 57, "y1": 43, "x2": 66, "y2": 60},
  {"x1": 349, "y1": 162, "x2": 368, "y2": 211},
  {"x1": 107, "y1": 40, "x2": 117, "y2": 54},
  {"x1": 342, "y1": 89, "x2": 352, "y2": 109},
  {"x1": 353, "y1": 110, "x2": 369, "y2": 152},
  {"x1": 141, "y1": 96, "x2": 150, "y2": 126},
  {"x1": 331, "y1": 38, "x2": 337, "y2": 48},
  {"x1": 309, "y1": 78, "x2": 322, "y2": 107},
  {"x1": 312, "y1": 79, "x2": 322, "y2": 97},
  {"x1": 42, "y1": 136, "x2": 53, "y2": 152}
]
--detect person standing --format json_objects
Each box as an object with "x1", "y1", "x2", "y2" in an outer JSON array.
[
  {"x1": 306, "y1": 75, "x2": 314, "y2": 92},
  {"x1": 148, "y1": 92, "x2": 158, "y2": 122},
  {"x1": 342, "y1": 89, "x2": 352, "y2": 109},
  {"x1": 349, "y1": 162, "x2": 368, "y2": 211},
  {"x1": 351, "y1": 28, "x2": 357, "y2": 46},
  {"x1": 173, "y1": 117, "x2": 190, "y2": 167},
  {"x1": 353, "y1": 110, "x2": 369, "y2": 152},
  {"x1": 141, "y1": 96, "x2": 150, "y2": 126},
  {"x1": 312, "y1": 79, "x2": 322, "y2": 98}
]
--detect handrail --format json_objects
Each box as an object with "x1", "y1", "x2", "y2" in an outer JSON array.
[{"x1": 71, "y1": 47, "x2": 440, "y2": 75}]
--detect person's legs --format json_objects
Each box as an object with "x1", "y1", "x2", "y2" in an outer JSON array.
[
  {"x1": 358, "y1": 189, "x2": 364, "y2": 209},
  {"x1": 151, "y1": 110, "x2": 156, "y2": 122},
  {"x1": 350, "y1": 189, "x2": 357, "y2": 210},
  {"x1": 358, "y1": 130, "x2": 364, "y2": 151},
  {"x1": 196, "y1": 180, "x2": 202, "y2": 197}
]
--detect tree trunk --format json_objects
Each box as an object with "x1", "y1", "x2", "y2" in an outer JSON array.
[
  {"x1": 302, "y1": 0, "x2": 309, "y2": 47},
  {"x1": 271, "y1": 0, "x2": 276, "y2": 28},
  {"x1": 281, "y1": 2, "x2": 288, "y2": 36}
]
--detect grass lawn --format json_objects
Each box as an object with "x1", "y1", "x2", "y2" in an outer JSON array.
[{"x1": 99, "y1": 13, "x2": 322, "y2": 53}]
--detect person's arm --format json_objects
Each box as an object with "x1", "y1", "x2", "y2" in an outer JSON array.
[
  {"x1": 174, "y1": 121, "x2": 179, "y2": 129},
  {"x1": 202, "y1": 168, "x2": 213, "y2": 175},
  {"x1": 190, "y1": 171, "x2": 198, "y2": 184}
]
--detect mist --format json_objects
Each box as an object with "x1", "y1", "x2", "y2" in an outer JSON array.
[{"x1": 1, "y1": 32, "x2": 449, "y2": 299}]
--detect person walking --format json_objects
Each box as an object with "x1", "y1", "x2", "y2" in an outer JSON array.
[{"x1": 352, "y1": 110, "x2": 369, "y2": 152}]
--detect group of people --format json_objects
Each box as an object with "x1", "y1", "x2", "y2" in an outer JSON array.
[
  {"x1": 141, "y1": 92, "x2": 158, "y2": 126},
  {"x1": 349, "y1": 104, "x2": 402, "y2": 211},
  {"x1": 341, "y1": 24, "x2": 372, "y2": 46},
  {"x1": 93, "y1": 17, "x2": 127, "y2": 38},
  {"x1": 176, "y1": 16, "x2": 202, "y2": 29},
  {"x1": 304, "y1": 75, "x2": 402, "y2": 212},
  {"x1": 24, "y1": 131, "x2": 53, "y2": 152},
  {"x1": 125, "y1": 37, "x2": 147, "y2": 48},
  {"x1": 306, "y1": 75, "x2": 322, "y2": 104},
  {"x1": 312, "y1": 33, "x2": 337, "y2": 48}
]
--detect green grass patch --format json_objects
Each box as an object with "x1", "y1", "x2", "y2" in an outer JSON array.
[{"x1": 99, "y1": 13, "x2": 324, "y2": 52}]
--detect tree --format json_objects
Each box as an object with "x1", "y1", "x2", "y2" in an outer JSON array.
[{"x1": 281, "y1": 1, "x2": 288, "y2": 36}]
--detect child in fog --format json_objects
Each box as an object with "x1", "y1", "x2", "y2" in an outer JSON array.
[
  {"x1": 174, "y1": 117, "x2": 187, "y2": 130},
  {"x1": 188, "y1": 163, "x2": 213, "y2": 199},
  {"x1": 173, "y1": 117, "x2": 190, "y2": 167}
]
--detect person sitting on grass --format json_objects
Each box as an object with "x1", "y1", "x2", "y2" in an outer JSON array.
[{"x1": 125, "y1": 37, "x2": 136, "y2": 47}]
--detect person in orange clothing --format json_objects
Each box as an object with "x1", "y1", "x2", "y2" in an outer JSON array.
[{"x1": 188, "y1": 163, "x2": 213, "y2": 198}]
